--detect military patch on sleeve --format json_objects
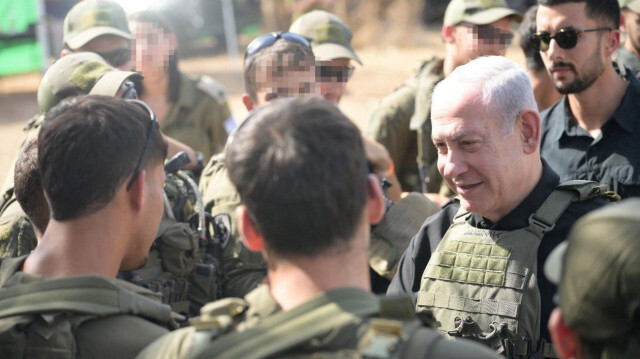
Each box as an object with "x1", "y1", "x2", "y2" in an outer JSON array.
[
  {"x1": 212, "y1": 213, "x2": 232, "y2": 249},
  {"x1": 197, "y1": 76, "x2": 227, "y2": 103}
]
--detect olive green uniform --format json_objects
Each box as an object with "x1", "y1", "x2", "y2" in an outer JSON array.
[
  {"x1": 367, "y1": 57, "x2": 451, "y2": 196},
  {"x1": 137, "y1": 287, "x2": 500, "y2": 359},
  {"x1": 162, "y1": 73, "x2": 234, "y2": 160},
  {"x1": 199, "y1": 154, "x2": 442, "y2": 298},
  {"x1": 0, "y1": 255, "x2": 174, "y2": 358}
]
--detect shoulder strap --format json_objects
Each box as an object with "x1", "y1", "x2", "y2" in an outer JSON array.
[
  {"x1": 528, "y1": 180, "x2": 617, "y2": 237},
  {"x1": 0, "y1": 275, "x2": 172, "y2": 323},
  {"x1": 193, "y1": 290, "x2": 380, "y2": 359}
]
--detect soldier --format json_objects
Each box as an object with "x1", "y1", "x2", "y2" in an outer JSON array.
[
  {"x1": 0, "y1": 96, "x2": 174, "y2": 357},
  {"x1": 0, "y1": 52, "x2": 142, "y2": 257},
  {"x1": 137, "y1": 97, "x2": 501, "y2": 359},
  {"x1": 387, "y1": 56, "x2": 617, "y2": 358},
  {"x1": 544, "y1": 199, "x2": 640, "y2": 358},
  {"x1": 289, "y1": 9, "x2": 362, "y2": 104},
  {"x1": 518, "y1": 5, "x2": 562, "y2": 110},
  {"x1": 536, "y1": 0, "x2": 640, "y2": 198},
  {"x1": 61, "y1": 0, "x2": 133, "y2": 70},
  {"x1": 129, "y1": 10, "x2": 234, "y2": 161},
  {"x1": 200, "y1": 32, "x2": 439, "y2": 298},
  {"x1": 617, "y1": 0, "x2": 640, "y2": 76},
  {"x1": 367, "y1": 0, "x2": 520, "y2": 203}
]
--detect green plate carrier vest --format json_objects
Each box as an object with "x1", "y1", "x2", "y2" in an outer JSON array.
[{"x1": 416, "y1": 180, "x2": 617, "y2": 357}]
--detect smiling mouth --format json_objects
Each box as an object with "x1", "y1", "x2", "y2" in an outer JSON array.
[{"x1": 455, "y1": 182, "x2": 481, "y2": 194}]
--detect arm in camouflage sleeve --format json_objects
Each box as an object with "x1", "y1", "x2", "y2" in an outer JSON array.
[{"x1": 199, "y1": 155, "x2": 267, "y2": 298}]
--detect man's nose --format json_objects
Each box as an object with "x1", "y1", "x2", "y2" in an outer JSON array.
[{"x1": 440, "y1": 149, "x2": 468, "y2": 179}]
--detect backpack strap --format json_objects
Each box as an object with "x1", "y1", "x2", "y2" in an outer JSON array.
[
  {"x1": 192, "y1": 289, "x2": 380, "y2": 359},
  {"x1": 0, "y1": 275, "x2": 172, "y2": 324}
]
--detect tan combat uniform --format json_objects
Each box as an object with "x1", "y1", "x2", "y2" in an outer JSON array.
[
  {"x1": 161, "y1": 73, "x2": 234, "y2": 161},
  {"x1": 367, "y1": 57, "x2": 451, "y2": 196}
]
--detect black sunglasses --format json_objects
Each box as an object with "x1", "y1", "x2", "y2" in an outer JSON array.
[
  {"x1": 245, "y1": 32, "x2": 311, "y2": 59},
  {"x1": 532, "y1": 27, "x2": 611, "y2": 52},
  {"x1": 125, "y1": 99, "x2": 159, "y2": 191},
  {"x1": 318, "y1": 65, "x2": 355, "y2": 83},
  {"x1": 97, "y1": 47, "x2": 131, "y2": 68}
]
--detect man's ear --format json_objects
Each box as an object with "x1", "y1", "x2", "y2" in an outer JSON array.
[
  {"x1": 605, "y1": 29, "x2": 621, "y2": 56},
  {"x1": 242, "y1": 94, "x2": 256, "y2": 112},
  {"x1": 236, "y1": 205, "x2": 264, "y2": 252},
  {"x1": 366, "y1": 174, "x2": 386, "y2": 225},
  {"x1": 128, "y1": 169, "x2": 147, "y2": 211},
  {"x1": 518, "y1": 110, "x2": 541, "y2": 154},
  {"x1": 60, "y1": 48, "x2": 71, "y2": 57},
  {"x1": 442, "y1": 24, "x2": 456, "y2": 44},
  {"x1": 548, "y1": 308, "x2": 580, "y2": 359}
]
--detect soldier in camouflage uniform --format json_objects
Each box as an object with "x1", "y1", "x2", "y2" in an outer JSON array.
[
  {"x1": 0, "y1": 96, "x2": 174, "y2": 358},
  {"x1": 544, "y1": 199, "x2": 640, "y2": 359},
  {"x1": 616, "y1": 0, "x2": 640, "y2": 77},
  {"x1": 129, "y1": 10, "x2": 235, "y2": 161},
  {"x1": 366, "y1": 0, "x2": 520, "y2": 201},
  {"x1": 137, "y1": 97, "x2": 500, "y2": 359},
  {"x1": 0, "y1": 52, "x2": 142, "y2": 258}
]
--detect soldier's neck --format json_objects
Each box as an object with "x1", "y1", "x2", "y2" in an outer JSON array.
[
  {"x1": 22, "y1": 207, "x2": 130, "y2": 279},
  {"x1": 267, "y1": 236, "x2": 371, "y2": 311}
]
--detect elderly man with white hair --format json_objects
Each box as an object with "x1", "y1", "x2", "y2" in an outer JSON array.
[{"x1": 388, "y1": 56, "x2": 618, "y2": 358}]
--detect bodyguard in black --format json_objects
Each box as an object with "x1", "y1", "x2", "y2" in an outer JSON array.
[
  {"x1": 387, "y1": 161, "x2": 609, "y2": 341},
  {"x1": 540, "y1": 74, "x2": 640, "y2": 198},
  {"x1": 535, "y1": 0, "x2": 640, "y2": 198}
]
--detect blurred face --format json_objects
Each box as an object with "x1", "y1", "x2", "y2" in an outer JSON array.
[
  {"x1": 317, "y1": 58, "x2": 353, "y2": 104},
  {"x1": 130, "y1": 20, "x2": 175, "y2": 79},
  {"x1": 432, "y1": 88, "x2": 525, "y2": 222},
  {"x1": 622, "y1": 9, "x2": 640, "y2": 54},
  {"x1": 253, "y1": 57, "x2": 318, "y2": 107},
  {"x1": 77, "y1": 35, "x2": 131, "y2": 70},
  {"x1": 536, "y1": 3, "x2": 609, "y2": 94},
  {"x1": 453, "y1": 18, "x2": 513, "y2": 63}
]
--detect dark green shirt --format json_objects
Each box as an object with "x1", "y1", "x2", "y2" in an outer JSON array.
[{"x1": 539, "y1": 75, "x2": 640, "y2": 198}]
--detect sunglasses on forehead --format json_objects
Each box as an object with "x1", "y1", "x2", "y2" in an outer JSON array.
[
  {"x1": 531, "y1": 27, "x2": 611, "y2": 52},
  {"x1": 245, "y1": 32, "x2": 311, "y2": 59}
]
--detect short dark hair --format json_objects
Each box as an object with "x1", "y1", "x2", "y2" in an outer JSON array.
[
  {"x1": 14, "y1": 139, "x2": 49, "y2": 235},
  {"x1": 225, "y1": 97, "x2": 369, "y2": 258},
  {"x1": 537, "y1": 0, "x2": 620, "y2": 28},
  {"x1": 520, "y1": 5, "x2": 546, "y2": 72},
  {"x1": 243, "y1": 39, "x2": 315, "y2": 101},
  {"x1": 39, "y1": 96, "x2": 167, "y2": 220}
]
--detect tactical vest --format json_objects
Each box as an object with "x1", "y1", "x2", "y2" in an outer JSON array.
[
  {"x1": 416, "y1": 181, "x2": 617, "y2": 358},
  {"x1": 0, "y1": 260, "x2": 175, "y2": 358},
  {"x1": 188, "y1": 289, "x2": 444, "y2": 359}
]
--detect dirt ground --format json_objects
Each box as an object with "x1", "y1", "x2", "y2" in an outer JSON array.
[{"x1": 0, "y1": 25, "x2": 524, "y2": 184}]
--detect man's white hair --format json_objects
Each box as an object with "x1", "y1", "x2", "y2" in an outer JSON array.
[{"x1": 432, "y1": 56, "x2": 538, "y2": 134}]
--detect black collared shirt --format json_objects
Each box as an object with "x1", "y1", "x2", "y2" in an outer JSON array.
[
  {"x1": 539, "y1": 75, "x2": 640, "y2": 198},
  {"x1": 387, "y1": 161, "x2": 610, "y2": 341}
]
